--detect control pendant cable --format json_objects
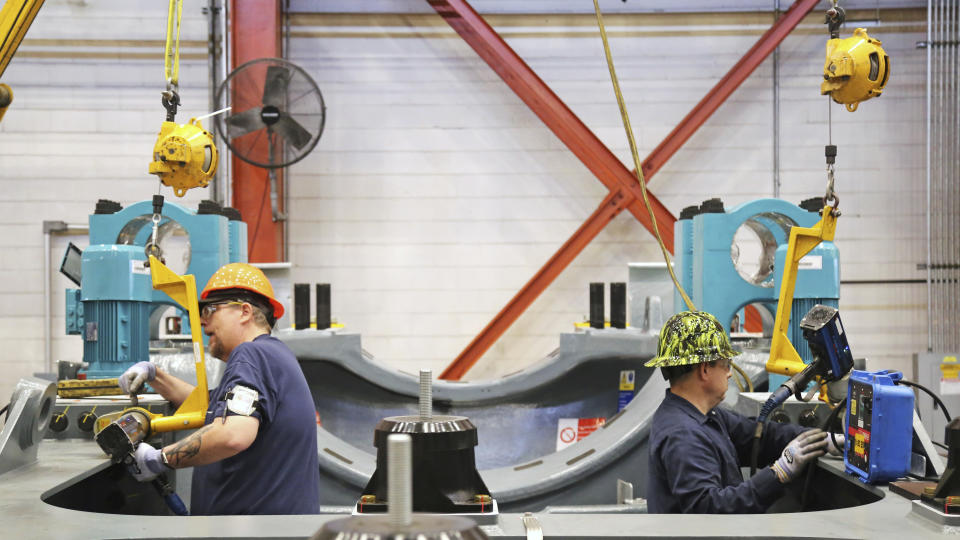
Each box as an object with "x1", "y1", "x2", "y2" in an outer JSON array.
[{"x1": 592, "y1": 1, "x2": 752, "y2": 392}]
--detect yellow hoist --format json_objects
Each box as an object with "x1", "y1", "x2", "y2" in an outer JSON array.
[
  {"x1": 820, "y1": 3, "x2": 890, "y2": 112},
  {"x1": 147, "y1": 0, "x2": 218, "y2": 196}
]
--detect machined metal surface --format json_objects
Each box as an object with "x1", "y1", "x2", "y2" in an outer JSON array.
[
  {"x1": 378, "y1": 416, "x2": 476, "y2": 435},
  {"x1": 311, "y1": 515, "x2": 488, "y2": 540},
  {"x1": 0, "y1": 377, "x2": 56, "y2": 475},
  {"x1": 911, "y1": 499, "x2": 960, "y2": 527},
  {"x1": 0, "y1": 440, "x2": 954, "y2": 538}
]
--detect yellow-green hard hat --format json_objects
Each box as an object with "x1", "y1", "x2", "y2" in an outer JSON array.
[{"x1": 644, "y1": 311, "x2": 740, "y2": 367}]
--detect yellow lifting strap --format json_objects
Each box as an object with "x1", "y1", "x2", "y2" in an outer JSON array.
[
  {"x1": 766, "y1": 206, "x2": 839, "y2": 378},
  {"x1": 592, "y1": 0, "x2": 750, "y2": 392},
  {"x1": 164, "y1": 0, "x2": 183, "y2": 89},
  {"x1": 146, "y1": 254, "x2": 209, "y2": 433},
  {"x1": 591, "y1": 0, "x2": 695, "y2": 313}
]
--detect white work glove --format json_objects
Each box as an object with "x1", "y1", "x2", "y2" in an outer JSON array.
[
  {"x1": 128, "y1": 444, "x2": 168, "y2": 482},
  {"x1": 826, "y1": 433, "x2": 845, "y2": 457},
  {"x1": 771, "y1": 428, "x2": 829, "y2": 483},
  {"x1": 118, "y1": 361, "x2": 156, "y2": 394}
]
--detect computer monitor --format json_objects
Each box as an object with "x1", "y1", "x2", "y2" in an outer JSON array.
[{"x1": 59, "y1": 243, "x2": 82, "y2": 286}]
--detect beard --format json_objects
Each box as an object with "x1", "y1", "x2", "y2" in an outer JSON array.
[{"x1": 208, "y1": 335, "x2": 225, "y2": 360}]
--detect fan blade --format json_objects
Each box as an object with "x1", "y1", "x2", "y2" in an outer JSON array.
[
  {"x1": 225, "y1": 108, "x2": 263, "y2": 139},
  {"x1": 262, "y1": 65, "x2": 290, "y2": 108},
  {"x1": 273, "y1": 113, "x2": 313, "y2": 150}
]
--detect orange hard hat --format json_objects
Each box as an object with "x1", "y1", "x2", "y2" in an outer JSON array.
[{"x1": 200, "y1": 263, "x2": 284, "y2": 319}]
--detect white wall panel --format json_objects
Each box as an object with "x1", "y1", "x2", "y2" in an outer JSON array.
[
  {"x1": 0, "y1": 3, "x2": 934, "y2": 403},
  {"x1": 0, "y1": 0, "x2": 212, "y2": 401},
  {"x1": 285, "y1": 7, "x2": 930, "y2": 381}
]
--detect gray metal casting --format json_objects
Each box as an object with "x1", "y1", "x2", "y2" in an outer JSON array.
[
  {"x1": 281, "y1": 328, "x2": 664, "y2": 510},
  {"x1": 0, "y1": 377, "x2": 57, "y2": 475},
  {"x1": 278, "y1": 328, "x2": 770, "y2": 511}
]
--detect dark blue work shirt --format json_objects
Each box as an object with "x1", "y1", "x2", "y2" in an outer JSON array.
[
  {"x1": 646, "y1": 390, "x2": 806, "y2": 514},
  {"x1": 191, "y1": 334, "x2": 320, "y2": 515}
]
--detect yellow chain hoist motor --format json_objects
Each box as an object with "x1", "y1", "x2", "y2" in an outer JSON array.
[
  {"x1": 821, "y1": 27, "x2": 890, "y2": 112},
  {"x1": 148, "y1": 117, "x2": 218, "y2": 197},
  {"x1": 146, "y1": 0, "x2": 218, "y2": 197}
]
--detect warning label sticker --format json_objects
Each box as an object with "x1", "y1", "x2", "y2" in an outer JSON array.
[{"x1": 556, "y1": 417, "x2": 606, "y2": 451}]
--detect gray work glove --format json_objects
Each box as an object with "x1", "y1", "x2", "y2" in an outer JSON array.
[
  {"x1": 771, "y1": 428, "x2": 829, "y2": 483},
  {"x1": 826, "y1": 433, "x2": 845, "y2": 457},
  {"x1": 129, "y1": 444, "x2": 167, "y2": 482},
  {"x1": 118, "y1": 361, "x2": 156, "y2": 394}
]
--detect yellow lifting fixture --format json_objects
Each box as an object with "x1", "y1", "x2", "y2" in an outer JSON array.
[
  {"x1": 94, "y1": 255, "x2": 209, "y2": 436},
  {"x1": 820, "y1": 4, "x2": 890, "y2": 112},
  {"x1": 147, "y1": 0, "x2": 219, "y2": 197}
]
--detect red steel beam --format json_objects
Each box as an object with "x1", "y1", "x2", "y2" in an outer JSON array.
[
  {"x1": 433, "y1": 0, "x2": 815, "y2": 377},
  {"x1": 231, "y1": 0, "x2": 284, "y2": 262},
  {"x1": 428, "y1": 0, "x2": 675, "y2": 245},
  {"x1": 441, "y1": 188, "x2": 632, "y2": 380},
  {"x1": 640, "y1": 0, "x2": 819, "y2": 179}
]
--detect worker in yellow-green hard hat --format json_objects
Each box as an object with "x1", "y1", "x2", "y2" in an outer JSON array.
[
  {"x1": 118, "y1": 263, "x2": 320, "y2": 515},
  {"x1": 644, "y1": 311, "x2": 836, "y2": 514}
]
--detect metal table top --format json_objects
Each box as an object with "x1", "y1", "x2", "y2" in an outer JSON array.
[{"x1": 0, "y1": 440, "x2": 952, "y2": 539}]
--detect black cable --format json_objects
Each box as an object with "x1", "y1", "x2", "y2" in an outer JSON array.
[
  {"x1": 934, "y1": 441, "x2": 949, "y2": 451},
  {"x1": 895, "y1": 379, "x2": 951, "y2": 423},
  {"x1": 750, "y1": 385, "x2": 796, "y2": 475},
  {"x1": 824, "y1": 397, "x2": 847, "y2": 453},
  {"x1": 750, "y1": 421, "x2": 764, "y2": 476},
  {"x1": 801, "y1": 398, "x2": 847, "y2": 509},
  {"x1": 0, "y1": 402, "x2": 8, "y2": 418}
]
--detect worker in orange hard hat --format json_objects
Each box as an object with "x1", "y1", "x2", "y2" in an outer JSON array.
[{"x1": 119, "y1": 262, "x2": 320, "y2": 515}]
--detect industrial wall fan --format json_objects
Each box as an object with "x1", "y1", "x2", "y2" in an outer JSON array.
[
  {"x1": 215, "y1": 57, "x2": 326, "y2": 170},
  {"x1": 215, "y1": 57, "x2": 325, "y2": 222}
]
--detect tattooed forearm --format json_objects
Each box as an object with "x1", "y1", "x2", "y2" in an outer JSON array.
[{"x1": 166, "y1": 425, "x2": 213, "y2": 467}]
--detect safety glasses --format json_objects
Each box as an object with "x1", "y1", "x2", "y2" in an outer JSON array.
[{"x1": 200, "y1": 301, "x2": 245, "y2": 321}]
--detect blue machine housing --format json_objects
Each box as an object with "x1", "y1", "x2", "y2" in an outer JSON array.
[
  {"x1": 673, "y1": 198, "x2": 840, "y2": 387},
  {"x1": 65, "y1": 200, "x2": 247, "y2": 379},
  {"x1": 774, "y1": 241, "x2": 840, "y2": 365},
  {"x1": 844, "y1": 370, "x2": 914, "y2": 484}
]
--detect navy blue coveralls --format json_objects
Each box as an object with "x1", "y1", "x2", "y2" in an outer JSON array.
[
  {"x1": 191, "y1": 334, "x2": 320, "y2": 515},
  {"x1": 646, "y1": 390, "x2": 806, "y2": 514}
]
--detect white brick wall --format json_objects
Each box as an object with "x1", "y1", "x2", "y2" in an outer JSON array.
[
  {"x1": 0, "y1": 0, "x2": 211, "y2": 401},
  {"x1": 0, "y1": 3, "x2": 935, "y2": 403},
  {"x1": 285, "y1": 8, "x2": 930, "y2": 380}
]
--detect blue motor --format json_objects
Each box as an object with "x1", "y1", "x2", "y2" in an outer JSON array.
[
  {"x1": 65, "y1": 245, "x2": 154, "y2": 378},
  {"x1": 64, "y1": 198, "x2": 247, "y2": 379},
  {"x1": 674, "y1": 197, "x2": 840, "y2": 389},
  {"x1": 675, "y1": 198, "x2": 839, "y2": 334}
]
